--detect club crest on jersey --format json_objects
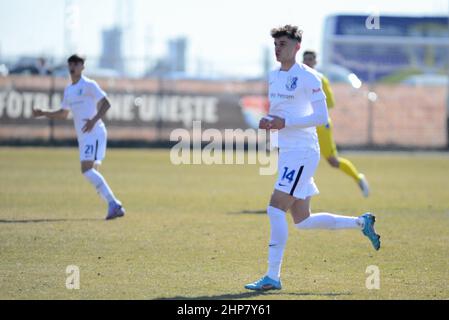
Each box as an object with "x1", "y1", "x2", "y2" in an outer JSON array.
[{"x1": 285, "y1": 76, "x2": 298, "y2": 91}]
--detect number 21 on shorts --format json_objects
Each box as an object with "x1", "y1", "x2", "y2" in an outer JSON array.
[{"x1": 84, "y1": 144, "x2": 94, "y2": 156}]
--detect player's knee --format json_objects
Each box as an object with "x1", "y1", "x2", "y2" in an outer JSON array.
[
  {"x1": 269, "y1": 191, "x2": 295, "y2": 212},
  {"x1": 292, "y1": 209, "x2": 311, "y2": 225},
  {"x1": 81, "y1": 162, "x2": 94, "y2": 174},
  {"x1": 328, "y1": 157, "x2": 340, "y2": 168}
]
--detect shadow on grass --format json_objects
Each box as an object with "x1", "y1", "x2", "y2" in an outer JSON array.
[
  {"x1": 0, "y1": 218, "x2": 103, "y2": 224},
  {"x1": 154, "y1": 291, "x2": 352, "y2": 300},
  {"x1": 228, "y1": 209, "x2": 267, "y2": 215}
]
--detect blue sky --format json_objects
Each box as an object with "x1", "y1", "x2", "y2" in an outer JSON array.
[{"x1": 1, "y1": 0, "x2": 448, "y2": 76}]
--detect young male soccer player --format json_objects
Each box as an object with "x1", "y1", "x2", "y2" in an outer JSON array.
[
  {"x1": 245, "y1": 26, "x2": 380, "y2": 291},
  {"x1": 302, "y1": 50, "x2": 370, "y2": 197},
  {"x1": 32, "y1": 54, "x2": 125, "y2": 220}
]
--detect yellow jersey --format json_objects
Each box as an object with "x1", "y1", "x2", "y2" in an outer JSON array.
[{"x1": 317, "y1": 73, "x2": 335, "y2": 109}]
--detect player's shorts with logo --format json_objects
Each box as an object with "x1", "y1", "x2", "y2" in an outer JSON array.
[
  {"x1": 78, "y1": 126, "x2": 107, "y2": 165},
  {"x1": 274, "y1": 147, "x2": 320, "y2": 199}
]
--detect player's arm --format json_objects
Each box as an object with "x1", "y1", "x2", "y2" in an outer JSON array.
[
  {"x1": 82, "y1": 97, "x2": 110, "y2": 133},
  {"x1": 267, "y1": 99, "x2": 329, "y2": 130},
  {"x1": 267, "y1": 73, "x2": 328, "y2": 130},
  {"x1": 321, "y1": 76, "x2": 335, "y2": 109},
  {"x1": 33, "y1": 87, "x2": 70, "y2": 119},
  {"x1": 32, "y1": 108, "x2": 69, "y2": 120}
]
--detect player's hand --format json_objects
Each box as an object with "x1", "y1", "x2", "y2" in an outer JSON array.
[
  {"x1": 32, "y1": 107, "x2": 44, "y2": 117},
  {"x1": 259, "y1": 117, "x2": 271, "y2": 130},
  {"x1": 267, "y1": 115, "x2": 285, "y2": 130},
  {"x1": 82, "y1": 118, "x2": 96, "y2": 133}
]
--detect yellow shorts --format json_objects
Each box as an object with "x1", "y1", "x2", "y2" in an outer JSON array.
[{"x1": 317, "y1": 118, "x2": 338, "y2": 159}]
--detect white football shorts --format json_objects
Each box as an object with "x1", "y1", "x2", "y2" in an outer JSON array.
[
  {"x1": 78, "y1": 128, "x2": 107, "y2": 165},
  {"x1": 274, "y1": 148, "x2": 320, "y2": 200}
]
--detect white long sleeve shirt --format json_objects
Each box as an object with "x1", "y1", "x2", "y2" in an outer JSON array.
[{"x1": 268, "y1": 63, "x2": 327, "y2": 152}]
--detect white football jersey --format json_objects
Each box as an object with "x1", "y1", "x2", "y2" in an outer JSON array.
[
  {"x1": 61, "y1": 76, "x2": 107, "y2": 140},
  {"x1": 268, "y1": 63, "x2": 326, "y2": 151}
]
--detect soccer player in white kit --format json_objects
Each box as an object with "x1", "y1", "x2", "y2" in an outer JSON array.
[
  {"x1": 32, "y1": 54, "x2": 125, "y2": 220},
  {"x1": 245, "y1": 26, "x2": 380, "y2": 291}
]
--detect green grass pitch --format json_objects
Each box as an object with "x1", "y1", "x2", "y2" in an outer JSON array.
[{"x1": 0, "y1": 147, "x2": 448, "y2": 299}]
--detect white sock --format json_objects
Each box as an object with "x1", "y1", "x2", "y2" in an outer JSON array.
[
  {"x1": 83, "y1": 169, "x2": 117, "y2": 204},
  {"x1": 266, "y1": 206, "x2": 288, "y2": 281},
  {"x1": 296, "y1": 213, "x2": 364, "y2": 230}
]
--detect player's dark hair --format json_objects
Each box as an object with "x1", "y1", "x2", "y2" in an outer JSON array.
[
  {"x1": 67, "y1": 54, "x2": 86, "y2": 64},
  {"x1": 303, "y1": 50, "x2": 317, "y2": 58},
  {"x1": 271, "y1": 25, "x2": 303, "y2": 43}
]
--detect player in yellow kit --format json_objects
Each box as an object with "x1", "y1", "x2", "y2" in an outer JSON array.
[{"x1": 302, "y1": 50, "x2": 370, "y2": 197}]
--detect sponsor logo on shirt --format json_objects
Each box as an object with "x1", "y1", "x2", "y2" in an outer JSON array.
[
  {"x1": 285, "y1": 76, "x2": 298, "y2": 91},
  {"x1": 270, "y1": 93, "x2": 294, "y2": 100}
]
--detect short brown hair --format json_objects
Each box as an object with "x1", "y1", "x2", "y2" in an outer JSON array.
[
  {"x1": 271, "y1": 25, "x2": 303, "y2": 42},
  {"x1": 67, "y1": 54, "x2": 86, "y2": 64}
]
